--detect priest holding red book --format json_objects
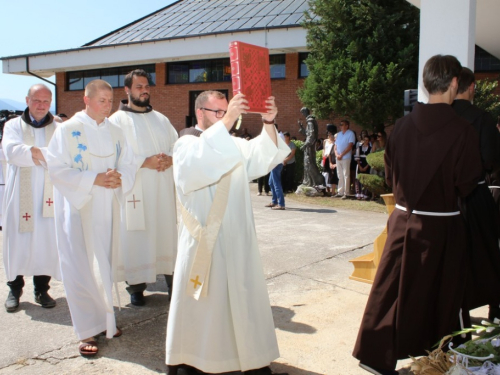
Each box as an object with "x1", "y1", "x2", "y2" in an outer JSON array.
[{"x1": 166, "y1": 91, "x2": 289, "y2": 375}]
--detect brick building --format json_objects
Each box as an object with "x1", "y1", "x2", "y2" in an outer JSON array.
[
  {"x1": 1, "y1": 0, "x2": 334, "y2": 139},
  {"x1": 2, "y1": 0, "x2": 499, "y2": 139}
]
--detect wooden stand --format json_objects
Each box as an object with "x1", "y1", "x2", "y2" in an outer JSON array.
[{"x1": 348, "y1": 194, "x2": 395, "y2": 284}]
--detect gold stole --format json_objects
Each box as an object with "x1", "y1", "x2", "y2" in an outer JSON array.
[
  {"x1": 19, "y1": 121, "x2": 55, "y2": 233},
  {"x1": 181, "y1": 173, "x2": 231, "y2": 300}
]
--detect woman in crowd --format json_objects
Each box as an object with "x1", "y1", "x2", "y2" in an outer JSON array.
[
  {"x1": 371, "y1": 130, "x2": 387, "y2": 152},
  {"x1": 355, "y1": 134, "x2": 372, "y2": 200},
  {"x1": 322, "y1": 129, "x2": 337, "y2": 195}
]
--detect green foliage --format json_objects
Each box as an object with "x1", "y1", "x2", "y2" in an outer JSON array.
[
  {"x1": 366, "y1": 149, "x2": 385, "y2": 171},
  {"x1": 358, "y1": 174, "x2": 389, "y2": 197},
  {"x1": 474, "y1": 76, "x2": 500, "y2": 120},
  {"x1": 447, "y1": 320, "x2": 500, "y2": 366},
  {"x1": 358, "y1": 149, "x2": 391, "y2": 195},
  {"x1": 299, "y1": 0, "x2": 420, "y2": 130},
  {"x1": 316, "y1": 150, "x2": 324, "y2": 171}
]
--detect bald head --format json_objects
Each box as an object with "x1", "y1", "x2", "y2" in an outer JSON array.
[
  {"x1": 27, "y1": 83, "x2": 52, "y2": 98},
  {"x1": 83, "y1": 79, "x2": 114, "y2": 124},
  {"x1": 26, "y1": 84, "x2": 52, "y2": 122},
  {"x1": 85, "y1": 79, "x2": 113, "y2": 98}
]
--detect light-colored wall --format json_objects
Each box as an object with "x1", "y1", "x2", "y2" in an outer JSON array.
[{"x1": 417, "y1": 0, "x2": 476, "y2": 102}]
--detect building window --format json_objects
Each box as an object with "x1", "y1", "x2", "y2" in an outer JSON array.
[
  {"x1": 299, "y1": 53, "x2": 309, "y2": 78},
  {"x1": 270, "y1": 55, "x2": 286, "y2": 79},
  {"x1": 167, "y1": 59, "x2": 232, "y2": 84},
  {"x1": 66, "y1": 64, "x2": 156, "y2": 91},
  {"x1": 475, "y1": 46, "x2": 500, "y2": 72},
  {"x1": 167, "y1": 55, "x2": 287, "y2": 84}
]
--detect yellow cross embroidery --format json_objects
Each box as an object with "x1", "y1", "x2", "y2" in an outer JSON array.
[{"x1": 190, "y1": 275, "x2": 202, "y2": 289}]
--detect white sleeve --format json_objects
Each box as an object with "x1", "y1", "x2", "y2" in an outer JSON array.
[
  {"x1": 2, "y1": 118, "x2": 37, "y2": 167},
  {"x1": 46, "y1": 126, "x2": 97, "y2": 210}
]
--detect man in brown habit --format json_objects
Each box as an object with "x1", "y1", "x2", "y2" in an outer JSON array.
[
  {"x1": 452, "y1": 67, "x2": 500, "y2": 320},
  {"x1": 353, "y1": 55, "x2": 483, "y2": 375}
]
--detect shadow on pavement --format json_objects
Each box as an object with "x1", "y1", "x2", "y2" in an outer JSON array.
[
  {"x1": 97, "y1": 293, "x2": 170, "y2": 373},
  {"x1": 22, "y1": 297, "x2": 73, "y2": 326},
  {"x1": 271, "y1": 362, "x2": 324, "y2": 375},
  {"x1": 146, "y1": 275, "x2": 170, "y2": 293},
  {"x1": 272, "y1": 306, "x2": 316, "y2": 334},
  {"x1": 284, "y1": 208, "x2": 336, "y2": 214}
]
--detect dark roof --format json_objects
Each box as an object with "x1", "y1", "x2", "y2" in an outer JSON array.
[{"x1": 84, "y1": 0, "x2": 310, "y2": 47}]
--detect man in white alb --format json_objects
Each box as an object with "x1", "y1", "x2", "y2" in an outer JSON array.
[
  {"x1": 47, "y1": 79, "x2": 136, "y2": 357},
  {"x1": 110, "y1": 69, "x2": 178, "y2": 306},
  {"x1": 2, "y1": 84, "x2": 60, "y2": 313},
  {"x1": 166, "y1": 90, "x2": 290, "y2": 375}
]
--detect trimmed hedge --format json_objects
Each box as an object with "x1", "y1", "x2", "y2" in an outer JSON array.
[{"x1": 357, "y1": 149, "x2": 392, "y2": 196}]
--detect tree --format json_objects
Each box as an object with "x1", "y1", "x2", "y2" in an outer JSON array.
[
  {"x1": 299, "y1": 0, "x2": 420, "y2": 131},
  {"x1": 474, "y1": 76, "x2": 500, "y2": 120}
]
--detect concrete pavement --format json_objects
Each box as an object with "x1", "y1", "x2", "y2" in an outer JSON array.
[{"x1": 0, "y1": 183, "x2": 486, "y2": 374}]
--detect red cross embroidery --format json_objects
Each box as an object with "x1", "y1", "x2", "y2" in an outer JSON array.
[
  {"x1": 46, "y1": 198, "x2": 53, "y2": 206},
  {"x1": 127, "y1": 194, "x2": 141, "y2": 209},
  {"x1": 23, "y1": 213, "x2": 31, "y2": 221}
]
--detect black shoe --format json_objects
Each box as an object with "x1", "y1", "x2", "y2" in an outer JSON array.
[
  {"x1": 359, "y1": 362, "x2": 398, "y2": 375},
  {"x1": 5, "y1": 290, "x2": 22, "y2": 312},
  {"x1": 131, "y1": 291, "x2": 145, "y2": 306},
  {"x1": 489, "y1": 304, "x2": 500, "y2": 322},
  {"x1": 244, "y1": 366, "x2": 288, "y2": 375},
  {"x1": 165, "y1": 274, "x2": 173, "y2": 302},
  {"x1": 34, "y1": 291, "x2": 56, "y2": 308}
]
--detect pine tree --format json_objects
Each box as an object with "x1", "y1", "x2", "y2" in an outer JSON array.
[{"x1": 299, "y1": 0, "x2": 420, "y2": 131}]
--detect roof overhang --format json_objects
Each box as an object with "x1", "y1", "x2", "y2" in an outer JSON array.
[
  {"x1": 406, "y1": 0, "x2": 500, "y2": 60},
  {"x1": 1, "y1": 27, "x2": 307, "y2": 77}
]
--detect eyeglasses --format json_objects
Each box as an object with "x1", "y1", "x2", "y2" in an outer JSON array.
[{"x1": 201, "y1": 107, "x2": 227, "y2": 118}]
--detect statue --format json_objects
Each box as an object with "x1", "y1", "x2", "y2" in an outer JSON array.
[{"x1": 298, "y1": 107, "x2": 325, "y2": 188}]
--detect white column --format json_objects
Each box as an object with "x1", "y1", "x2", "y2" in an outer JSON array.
[{"x1": 417, "y1": 0, "x2": 476, "y2": 102}]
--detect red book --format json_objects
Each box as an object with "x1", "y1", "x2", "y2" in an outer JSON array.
[{"x1": 229, "y1": 41, "x2": 271, "y2": 113}]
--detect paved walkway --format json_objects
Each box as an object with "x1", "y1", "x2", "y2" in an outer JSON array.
[{"x1": 0, "y1": 183, "x2": 487, "y2": 374}]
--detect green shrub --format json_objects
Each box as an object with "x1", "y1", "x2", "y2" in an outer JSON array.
[
  {"x1": 316, "y1": 150, "x2": 324, "y2": 171},
  {"x1": 360, "y1": 149, "x2": 392, "y2": 195},
  {"x1": 475, "y1": 76, "x2": 500, "y2": 120},
  {"x1": 358, "y1": 174, "x2": 389, "y2": 196},
  {"x1": 366, "y1": 149, "x2": 385, "y2": 171}
]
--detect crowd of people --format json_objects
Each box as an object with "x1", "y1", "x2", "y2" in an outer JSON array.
[
  {"x1": 2, "y1": 54, "x2": 500, "y2": 375},
  {"x1": 1, "y1": 70, "x2": 289, "y2": 375},
  {"x1": 314, "y1": 122, "x2": 388, "y2": 200}
]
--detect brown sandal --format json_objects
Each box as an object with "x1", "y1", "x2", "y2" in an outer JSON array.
[
  {"x1": 79, "y1": 340, "x2": 98, "y2": 357},
  {"x1": 100, "y1": 327, "x2": 122, "y2": 337},
  {"x1": 271, "y1": 205, "x2": 285, "y2": 210}
]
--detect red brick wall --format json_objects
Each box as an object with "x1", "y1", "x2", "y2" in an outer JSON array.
[
  {"x1": 55, "y1": 63, "x2": 500, "y2": 139},
  {"x1": 55, "y1": 54, "x2": 344, "y2": 140}
]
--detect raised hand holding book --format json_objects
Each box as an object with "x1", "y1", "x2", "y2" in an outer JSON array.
[{"x1": 229, "y1": 41, "x2": 271, "y2": 114}]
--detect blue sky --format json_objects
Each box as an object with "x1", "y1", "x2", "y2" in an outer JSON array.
[{"x1": 0, "y1": 0, "x2": 176, "y2": 110}]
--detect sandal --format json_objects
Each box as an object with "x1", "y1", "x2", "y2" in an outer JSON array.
[
  {"x1": 100, "y1": 327, "x2": 122, "y2": 337},
  {"x1": 265, "y1": 203, "x2": 277, "y2": 208},
  {"x1": 79, "y1": 340, "x2": 98, "y2": 357},
  {"x1": 271, "y1": 205, "x2": 285, "y2": 210}
]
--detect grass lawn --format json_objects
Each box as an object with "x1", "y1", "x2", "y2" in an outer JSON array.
[{"x1": 285, "y1": 192, "x2": 389, "y2": 214}]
